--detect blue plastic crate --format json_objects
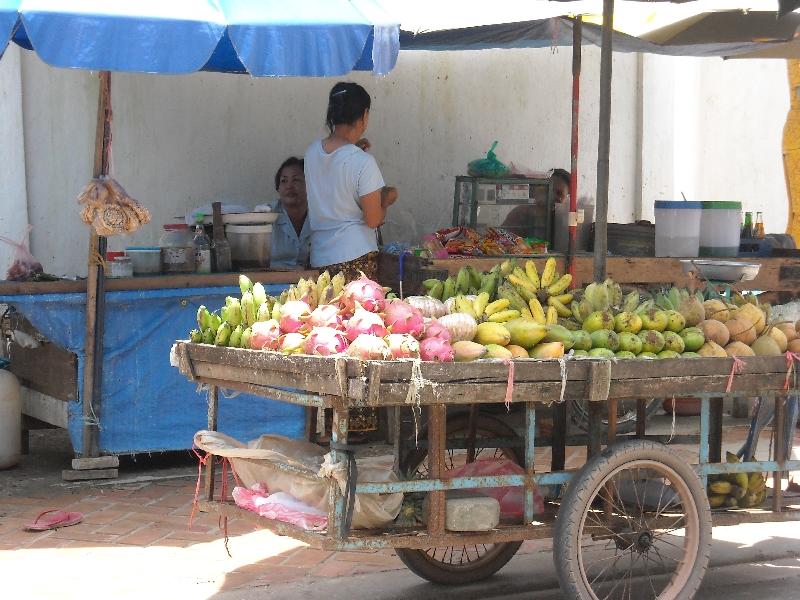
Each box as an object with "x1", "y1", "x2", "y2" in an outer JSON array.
[
  {"x1": 738, "y1": 237, "x2": 778, "y2": 258},
  {"x1": 0, "y1": 357, "x2": 9, "y2": 371}
]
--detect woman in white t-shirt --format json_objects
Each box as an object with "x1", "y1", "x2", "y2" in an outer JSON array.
[{"x1": 304, "y1": 82, "x2": 398, "y2": 282}]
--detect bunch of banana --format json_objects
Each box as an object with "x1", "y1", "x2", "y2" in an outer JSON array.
[
  {"x1": 496, "y1": 280, "x2": 533, "y2": 319},
  {"x1": 281, "y1": 270, "x2": 346, "y2": 309},
  {"x1": 707, "y1": 452, "x2": 767, "y2": 509},
  {"x1": 581, "y1": 278, "x2": 623, "y2": 313}
]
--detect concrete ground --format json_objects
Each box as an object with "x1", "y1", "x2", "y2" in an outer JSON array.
[{"x1": 0, "y1": 414, "x2": 798, "y2": 599}]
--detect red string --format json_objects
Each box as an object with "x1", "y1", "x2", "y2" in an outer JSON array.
[
  {"x1": 189, "y1": 446, "x2": 209, "y2": 529},
  {"x1": 726, "y1": 357, "x2": 747, "y2": 393},
  {"x1": 784, "y1": 352, "x2": 800, "y2": 390},
  {"x1": 503, "y1": 359, "x2": 515, "y2": 411}
]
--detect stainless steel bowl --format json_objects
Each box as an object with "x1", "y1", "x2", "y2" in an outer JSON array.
[{"x1": 679, "y1": 260, "x2": 761, "y2": 282}]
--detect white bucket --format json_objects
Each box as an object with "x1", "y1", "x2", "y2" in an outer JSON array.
[
  {"x1": 0, "y1": 370, "x2": 21, "y2": 469},
  {"x1": 654, "y1": 200, "x2": 702, "y2": 257}
]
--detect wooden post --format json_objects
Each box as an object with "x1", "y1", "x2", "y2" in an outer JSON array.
[
  {"x1": 427, "y1": 404, "x2": 446, "y2": 535},
  {"x1": 593, "y1": 0, "x2": 614, "y2": 283},
  {"x1": 81, "y1": 71, "x2": 111, "y2": 459},
  {"x1": 566, "y1": 16, "x2": 582, "y2": 281},
  {"x1": 204, "y1": 386, "x2": 219, "y2": 502}
]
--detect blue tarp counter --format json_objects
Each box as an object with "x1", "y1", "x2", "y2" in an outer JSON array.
[{"x1": 0, "y1": 274, "x2": 312, "y2": 454}]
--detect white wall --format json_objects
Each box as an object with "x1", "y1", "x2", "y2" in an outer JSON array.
[
  {"x1": 9, "y1": 44, "x2": 792, "y2": 277},
  {"x1": 0, "y1": 45, "x2": 29, "y2": 272}
]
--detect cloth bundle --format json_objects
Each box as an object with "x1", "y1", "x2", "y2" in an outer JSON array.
[{"x1": 77, "y1": 177, "x2": 151, "y2": 236}]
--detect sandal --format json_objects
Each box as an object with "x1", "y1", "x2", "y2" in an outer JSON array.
[{"x1": 24, "y1": 509, "x2": 83, "y2": 531}]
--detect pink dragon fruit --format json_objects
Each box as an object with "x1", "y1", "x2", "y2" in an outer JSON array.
[
  {"x1": 249, "y1": 319, "x2": 282, "y2": 350},
  {"x1": 280, "y1": 300, "x2": 312, "y2": 334},
  {"x1": 305, "y1": 304, "x2": 344, "y2": 331},
  {"x1": 423, "y1": 318, "x2": 453, "y2": 343},
  {"x1": 382, "y1": 299, "x2": 425, "y2": 338},
  {"x1": 279, "y1": 332, "x2": 306, "y2": 354},
  {"x1": 420, "y1": 337, "x2": 454, "y2": 362},
  {"x1": 338, "y1": 272, "x2": 389, "y2": 313},
  {"x1": 346, "y1": 334, "x2": 392, "y2": 360},
  {"x1": 345, "y1": 307, "x2": 389, "y2": 342},
  {"x1": 304, "y1": 327, "x2": 348, "y2": 356},
  {"x1": 385, "y1": 334, "x2": 421, "y2": 359}
]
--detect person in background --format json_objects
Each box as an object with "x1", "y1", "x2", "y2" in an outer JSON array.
[
  {"x1": 501, "y1": 167, "x2": 572, "y2": 233},
  {"x1": 304, "y1": 81, "x2": 398, "y2": 282},
  {"x1": 266, "y1": 157, "x2": 312, "y2": 270},
  {"x1": 304, "y1": 81, "x2": 398, "y2": 442},
  {"x1": 550, "y1": 168, "x2": 571, "y2": 204}
]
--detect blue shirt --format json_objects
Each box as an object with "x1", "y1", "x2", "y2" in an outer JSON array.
[
  {"x1": 304, "y1": 140, "x2": 384, "y2": 268},
  {"x1": 267, "y1": 200, "x2": 312, "y2": 270}
]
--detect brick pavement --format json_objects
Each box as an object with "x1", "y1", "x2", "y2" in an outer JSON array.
[{"x1": 0, "y1": 423, "x2": 794, "y2": 599}]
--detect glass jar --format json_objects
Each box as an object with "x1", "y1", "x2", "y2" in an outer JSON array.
[
  {"x1": 159, "y1": 224, "x2": 195, "y2": 274},
  {"x1": 109, "y1": 256, "x2": 133, "y2": 278}
]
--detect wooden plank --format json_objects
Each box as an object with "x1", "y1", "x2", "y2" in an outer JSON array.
[
  {"x1": 0, "y1": 270, "x2": 318, "y2": 297},
  {"x1": 9, "y1": 342, "x2": 78, "y2": 402},
  {"x1": 20, "y1": 387, "x2": 69, "y2": 428},
  {"x1": 72, "y1": 456, "x2": 119, "y2": 470},
  {"x1": 609, "y1": 373, "x2": 791, "y2": 398},
  {"x1": 61, "y1": 468, "x2": 118, "y2": 481}
]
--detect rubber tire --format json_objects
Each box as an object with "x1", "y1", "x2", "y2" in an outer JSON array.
[
  {"x1": 395, "y1": 411, "x2": 524, "y2": 585},
  {"x1": 570, "y1": 397, "x2": 662, "y2": 435},
  {"x1": 553, "y1": 439, "x2": 712, "y2": 600}
]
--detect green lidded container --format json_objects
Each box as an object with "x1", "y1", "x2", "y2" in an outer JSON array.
[{"x1": 699, "y1": 201, "x2": 742, "y2": 258}]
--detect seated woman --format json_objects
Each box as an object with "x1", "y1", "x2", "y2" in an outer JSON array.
[
  {"x1": 265, "y1": 157, "x2": 312, "y2": 270},
  {"x1": 501, "y1": 168, "x2": 571, "y2": 235}
]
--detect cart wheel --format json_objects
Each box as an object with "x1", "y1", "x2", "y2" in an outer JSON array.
[
  {"x1": 395, "y1": 411, "x2": 524, "y2": 585},
  {"x1": 571, "y1": 398, "x2": 661, "y2": 435},
  {"x1": 553, "y1": 439, "x2": 711, "y2": 600}
]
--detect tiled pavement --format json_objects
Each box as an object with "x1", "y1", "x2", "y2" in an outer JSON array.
[{"x1": 0, "y1": 422, "x2": 796, "y2": 599}]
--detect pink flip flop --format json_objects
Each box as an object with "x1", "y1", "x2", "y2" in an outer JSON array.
[{"x1": 24, "y1": 509, "x2": 83, "y2": 531}]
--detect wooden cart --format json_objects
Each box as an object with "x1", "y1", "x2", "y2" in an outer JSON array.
[{"x1": 175, "y1": 342, "x2": 800, "y2": 599}]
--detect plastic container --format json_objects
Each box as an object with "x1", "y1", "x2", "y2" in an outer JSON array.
[
  {"x1": 226, "y1": 224, "x2": 272, "y2": 271},
  {"x1": 0, "y1": 370, "x2": 21, "y2": 469},
  {"x1": 125, "y1": 247, "x2": 161, "y2": 274},
  {"x1": 699, "y1": 201, "x2": 742, "y2": 258},
  {"x1": 159, "y1": 224, "x2": 195, "y2": 274},
  {"x1": 109, "y1": 256, "x2": 133, "y2": 278},
  {"x1": 654, "y1": 200, "x2": 702, "y2": 257}
]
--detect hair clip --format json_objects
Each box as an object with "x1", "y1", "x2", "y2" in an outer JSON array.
[{"x1": 331, "y1": 89, "x2": 347, "y2": 97}]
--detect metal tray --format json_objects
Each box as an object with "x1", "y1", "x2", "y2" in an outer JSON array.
[{"x1": 679, "y1": 260, "x2": 761, "y2": 282}]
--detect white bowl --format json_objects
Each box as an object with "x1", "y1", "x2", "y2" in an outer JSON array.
[
  {"x1": 125, "y1": 247, "x2": 161, "y2": 274},
  {"x1": 201, "y1": 212, "x2": 279, "y2": 226},
  {"x1": 679, "y1": 260, "x2": 761, "y2": 283}
]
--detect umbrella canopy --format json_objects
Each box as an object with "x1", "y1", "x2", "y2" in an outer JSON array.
[
  {"x1": 1, "y1": 0, "x2": 399, "y2": 76},
  {"x1": 640, "y1": 9, "x2": 800, "y2": 45}
]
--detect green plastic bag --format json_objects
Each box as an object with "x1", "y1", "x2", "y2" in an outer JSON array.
[{"x1": 467, "y1": 141, "x2": 511, "y2": 178}]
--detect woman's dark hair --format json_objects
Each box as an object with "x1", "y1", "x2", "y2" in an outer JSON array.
[
  {"x1": 275, "y1": 157, "x2": 304, "y2": 191},
  {"x1": 551, "y1": 168, "x2": 571, "y2": 190},
  {"x1": 325, "y1": 82, "x2": 372, "y2": 134}
]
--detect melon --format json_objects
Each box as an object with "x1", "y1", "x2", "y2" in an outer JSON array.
[
  {"x1": 769, "y1": 327, "x2": 788, "y2": 353},
  {"x1": 733, "y1": 303, "x2": 766, "y2": 335},
  {"x1": 788, "y1": 339, "x2": 800, "y2": 353},
  {"x1": 703, "y1": 299, "x2": 730, "y2": 323},
  {"x1": 724, "y1": 341, "x2": 755, "y2": 357},
  {"x1": 701, "y1": 319, "x2": 729, "y2": 347},
  {"x1": 725, "y1": 318, "x2": 757, "y2": 346},
  {"x1": 776, "y1": 322, "x2": 797, "y2": 343}
]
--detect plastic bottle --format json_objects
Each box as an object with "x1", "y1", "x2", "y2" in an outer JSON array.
[
  {"x1": 742, "y1": 212, "x2": 753, "y2": 239},
  {"x1": 193, "y1": 214, "x2": 212, "y2": 274},
  {"x1": 753, "y1": 212, "x2": 765, "y2": 238},
  {"x1": 0, "y1": 370, "x2": 21, "y2": 469}
]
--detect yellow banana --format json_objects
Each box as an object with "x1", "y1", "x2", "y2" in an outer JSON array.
[
  {"x1": 455, "y1": 295, "x2": 478, "y2": 319},
  {"x1": 570, "y1": 300, "x2": 583, "y2": 324},
  {"x1": 547, "y1": 296, "x2": 573, "y2": 318},
  {"x1": 583, "y1": 282, "x2": 597, "y2": 309},
  {"x1": 484, "y1": 298, "x2": 511, "y2": 317},
  {"x1": 512, "y1": 281, "x2": 538, "y2": 302},
  {"x1": 552, "y1": 293, "x2": 574, "y2": 305},
  {"x1": 508, "y1": 273, "x2": 537, "y2": 295},
  {"x1": 512, "y1": 267, "x2": 538, "y2": 290},
  {"x1": 524, "y1": 260, "x2": 540, "y2": 290},
  {"x1": 488, "y1": 309, "x2": 521, "y2": 322},
  {"x1": 548, "y1": 274, "x2": 573, "y2": 296},
  {"x1": 545, "y1": 304, "x2": 558, "y2": 325},
  {"x1": 529, "y1": 298, "x2": 546, "y2": 325},
  {"x1": 472, "y1": 292, "x2": 490, "y2": 318},
  {"x1": 540, "y1": 257, "x2": 557, "y2": 288}
]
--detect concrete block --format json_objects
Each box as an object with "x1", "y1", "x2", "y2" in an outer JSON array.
[
  {"x1": 423, "y1": 490, "x2": 500, "y2": 532},
  {"x1": 72, "y1": 456, "x2": 119, "y2": 470},
  {"x1": 61, "y1": 468, "x2": 118, "y2": 481}
]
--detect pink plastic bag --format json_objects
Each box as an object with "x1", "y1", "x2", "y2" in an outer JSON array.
[
  {"x1": 232, "y1": 483, "x2": 327, "y2": 530},
  {"x1": 0, "y1": 225, "x2": 43, "y2": 282},
  {"x1": 444, "y1": 458, "x2": 544, "y2": 519}
]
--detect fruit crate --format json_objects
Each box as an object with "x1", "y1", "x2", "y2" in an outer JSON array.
[{"x1": 452, "y1": 176, "x2": 554, "y2": 247}]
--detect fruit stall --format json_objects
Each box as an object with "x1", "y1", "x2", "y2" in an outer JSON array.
[{"x1": 174, "y1": 265, "x2": 800, "y2": 598}]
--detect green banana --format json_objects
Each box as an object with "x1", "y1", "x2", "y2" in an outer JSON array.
[
  {"x1": 593, "y1": 281, "x2": 609, "y2": 311},
  {"x1": 331, "y1": 272, "x2": 346, "y2": 297},
  {"x1": 455, "y1": 267, "x2": 471, "y2": 295},
  {"x1": 557, "y1": 317, "x2": 581, "y2": 331},
  {"x1": 428, "y1": 281, "x2": 444, "y2": 300},
  {"x1": 668, "y1": 287, "x2": 682, "y2": 311},
  {"x1": 477, "y1": 270, "x2": 498, "y2": 298},
  {"x1": 570, "y1": 300, "x2": 584, "y2": 324},
  {"x1": 622, "y1": 291, "x2": 640, "y2": 313},
  {"x1": 680, "y1": 288, "x2": 690, "y2": 302},
  {"x1": 202, "y1": 327, "x2": 215, "y2": 344},
  {"x1": 498, "y1": 282, "x2": 530, "y2": 315},
  {"x1": 214, "y1": 322, "x2": 232, "y2": 346},
  {"x1": 228, "y1": 324, "x2": 243, "y2": 348},
  {"x1": 252, "y1": 282, "x2": 267, "y2": 311},
  {"x1": 197, "y1": 305, "x2": 211, "y2": 330},
  {"x1": 256, "y1": 301, "x2": 271, "y2": 322},
  {"x1": 241, "y1": 291, "x2": 256, "y2": 327},
  {"x1": 271, "y1": 300, "x2": 282, "y2": 322},
  {"x1": 467, "y1": 266, "x2": 482, "y2": 289},
  {"x1": 226, "y1": 298, "x2": 243, "y2": 327},
  {"x1": 578, "y1": 297, "x2": 595, "y2": 321},
  {"x1": 238, "y1": 274, "x2": 253, "y2": 295},
  {"x1": 442, "y1": 276, "x2": 457, "y2": 302},
  {"x1": 499, "y1": 259, "x2": 514, "y2": 278},
  {"x1": 583, "y1": 282, "x2": 597, "y2": 309},
  {"x1": 655, "y1": 292, "x2": 673, "y2": 311},
  {"x1": 695, "y1": 289, "x2": 705, "y2": 303},
  {"x1": 319, "y1": 283, "x2": 336, "y2": 305},
  {"x1": 635, "y1": 299, "x2": 655, "y2": 315},
  {"x1": 189, "y1": 329, "x2": 203, "y2": 343},
  {"x1": 423, "y1": 278, "x2": 442, "y2": 290},
  {"x1": 240, "y1": 327, "x2": 252, "y2": 349},
  {"x1": 209, "y1": 313, "x2": 222, "y2": 335}
]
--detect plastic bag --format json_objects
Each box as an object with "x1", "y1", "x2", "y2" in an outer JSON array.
[
  {"x1": 0, "y1": 225, "x2": 43, "y2": 282},
  {"x1": 443, "y1": 457, "x2": 543, "y2": 519},
  {"x1": 194, "y1": 431, "x2": 403, "y2": 529},
  {"x1": 467, "y1": 141, "x2": 511, "y2": 179},
  {"x1": 233, "y1": 483, "x2": 328, "y2": 530}
]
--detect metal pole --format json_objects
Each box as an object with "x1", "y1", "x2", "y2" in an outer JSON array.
[
  {"x1": 593, "y1": 0, "x2": 614, "y2": 283},
  {"x1": 567, "y1": 17, "x2": 582, "y2": 281}
]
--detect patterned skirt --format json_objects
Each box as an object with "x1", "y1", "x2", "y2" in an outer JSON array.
[{"x1": 320, "y1": 251, "x2": 380, "y2": 432}]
